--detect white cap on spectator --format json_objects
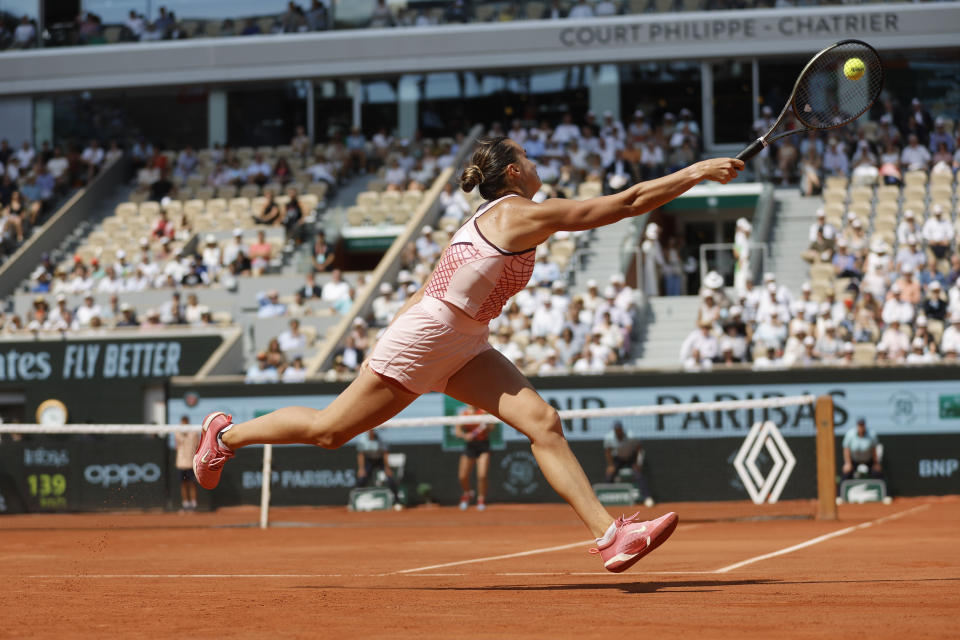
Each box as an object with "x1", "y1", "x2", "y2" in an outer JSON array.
[
  {"x1": 901, "y1": 263, "x2": 914, "y2": 274},
  {"x1": 803, "y1": 335, "x2": 815, "y2": 346},
  {"x1": 587, "y1": 279, "x2": 598, "y2": 288},
  {"x1": 161, "y1": 236, "x2": 171, "y2": 244},
  {"x1": 951, "y1": 311, "x2": 960, "y2": 323},
  {"x1": 824, "y1": 320, "x2": 836, "y2": 331},
  {"x1": 816, "y1": 209, "x2": 826, "y2": 218},
  {"x1": 555, "y1": 231, "x2": 571, "y2": 240},
  {"x1": 912, "y1": 337, "x2": 925, "y2": 349},
  {"x1": 379, "y1": 283, "x2": 393, "y2": 294},
  {"x1": 932, "y1": 203, "x2": 944, "y2": 216},
  {"x1": 422, "y1": 225, "x2": 433, "y2": 234},
  {"x1": 762, "y1": 105, "x2": 773, "y2": 115},
  {"x1": 870, "y1": 240, "x2": 889, "y2": 253},
  {"x1": 917, "y1": 315, "x2": 929, "y2": 326},
  {"x1": 911, "y1": 97, "x2": 921, "y2": 106},
  {"x1": 836, "y1": 237, "x2": 848, "y2": 248},
  {"x1": 120, "y1": 302, "x2": 132, "y2": 311},
  {"x1": 139, "y1": 237, "x2": 149, "y2": 246},
  {"x1": 205, "y1": 234, "x2": 216, "y2": 244},
  {"x1": 406, "y1": 284, "x2": 418, "y2": 295},
  {"x1": 701, "y1": 290, "x2": 714, "y2": 300},
  {"x1": 763, "y1": 272, "x2": 776, "y2": 283},
  {"x1": 704, "y1": 271, "x2": 724, "y2": 289},
  {"x1": 603, "y1": 110, "x2": 613, "y2": 118},
  {"x1": 766, "y1": 282, "x2": 777, "y2": 293},
  {"x1": 890, "y1": 283, "x2": 901, "y2": 294},
  {"x1": 353, "y1": 317, "x2": 367, "y2": 327},
  {"x1": 56, "y1": 293, "x2": 66, "y2": 302},
  {"x1": 929, "y1": 280, "x2": 942, "y2": 290},
  {"x1": 552, "y1": 280, "x2": 566, "y2": 290},
  {"x1": 730, "y1": 305, "x2": 742, "y2": 316},
  {"x1": 233, "y1": 228, "x2": 243, "y2": 236},
  {"x1": 603, "y1": 286, "x2": 616, "y2": 299},
  {"x1": 846, "y1": 211, "x2": 857, "y2": 221},
  {"x1": 160, "y1": 196, "x2": 172, "y2": 208},
  {"x1": 907, "y1": 234, "x2": 918, "y2": 244},
  {"x1": 818, "y1": 302, "x2": 831, "y2": 314},
  {"x1": 610, "y1": 273, "x2": 625, "y2": 285},
  {"x1": 843, "y1": 342, "x2": 854, "y2": 354},
  {"x1": 397, "y1": 269, "x2": 412, "y2": 282},
  {"x1": 116, "y1": 249, "x2": 126, "y2": 259},
  {"x1": 852, "y1": 218, "x2": 862, "y2": 228},
  {"x1": 876, "y1": 343, "x2": 889, "y2": 353},
  {"x1": 634, "y1": 109, "x2": 645, "y2": 118}
]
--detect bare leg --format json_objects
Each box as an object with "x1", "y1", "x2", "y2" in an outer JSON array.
[
  {"x1": 222, "y1": 368, "x2": 418, "y2": 450},
  {"x1": 444, "y1": 350, "x2": 613, "y2": 538},
  {"x1": 458, "y1": 455, "x2": 474, "y2": 494},
  {"x1": 476, "y1": 452, "x2": 490, "y2": 502}
]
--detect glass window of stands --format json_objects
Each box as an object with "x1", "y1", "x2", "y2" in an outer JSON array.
[
  {"x1": 227, "y1": 81, "x2": 309, "y2": 147},
  {"x1": 619, "y1": 60, "x2": 701, "y2": 137},
  {"x1": 52, "y1": 88, "x2": 208, "y2": 150}
]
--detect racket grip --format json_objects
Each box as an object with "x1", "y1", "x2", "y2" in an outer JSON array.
[{"x1": 736, "y1": 138, "x2": 766, "y2": 162}]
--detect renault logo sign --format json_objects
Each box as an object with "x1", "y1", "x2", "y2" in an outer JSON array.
[{"x1": 733, "y1": 421, "x2": 796, "y2": 504}]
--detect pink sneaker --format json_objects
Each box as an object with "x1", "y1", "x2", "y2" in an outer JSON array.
[
  {"x1": 192, "y1": 412, "x2": 235, "y2": 490},
  {"x1": 590, "y1": 511, "x2": 678, "y2": 573}
]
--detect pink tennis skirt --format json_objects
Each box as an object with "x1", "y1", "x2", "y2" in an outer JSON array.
[{"x1": 368, "y1": 296, "x2": 492, "y2": 395}]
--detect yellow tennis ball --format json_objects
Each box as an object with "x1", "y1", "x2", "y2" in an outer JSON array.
[{"x1": 844, "y1": 57, "x2": 865, "y2": 81}]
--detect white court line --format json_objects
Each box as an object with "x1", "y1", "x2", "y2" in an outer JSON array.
[
  {"x1": 390, "y1": 540, "x2": 594, "y2": 574},
  {"x1": 714, "y1": 504, "x2": 930, "y2": 574},
  {"x1": 391, "y1": 522, "x2": 702, "y2": 575}
]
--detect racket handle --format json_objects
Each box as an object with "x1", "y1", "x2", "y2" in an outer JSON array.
[{"x1": 736, "y1": 138, "x2": 766, "y2": 162}]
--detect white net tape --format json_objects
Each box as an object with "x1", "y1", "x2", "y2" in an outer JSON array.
[{"x1": 0, "y1": 395, "x2": 816, "y2": 434}]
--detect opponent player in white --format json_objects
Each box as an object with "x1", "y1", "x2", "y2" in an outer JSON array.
[{"x1": 195, "y1": 137, "x2": 742, "y2": 572}]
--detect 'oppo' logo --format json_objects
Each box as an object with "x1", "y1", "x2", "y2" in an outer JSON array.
[{"x1": 83, "y1": 463, "x2": 162, "y2": 487}]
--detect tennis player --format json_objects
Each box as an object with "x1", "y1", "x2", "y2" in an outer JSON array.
[
  {"x1": 455, "y1": 404, "x2": 492, "y2": 511},
  {"x1": 195, "y1": 136, "x2": 742, "y2": 573}
]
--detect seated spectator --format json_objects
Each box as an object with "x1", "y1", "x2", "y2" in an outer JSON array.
[
  {"x1": 334, "y1": 334, "x2": 364, "y2": 371},
  {"x1": 273, "y1": 156, "x2": 293, "y2": 185},
  {"x1": 12, "y1": 16, "x2": 36, "y2": 48},
  {"x1": 922, "y1": 281, "x2": 948, "y2": 323},
  {"x1": 116, "y1": 302, "x2": 139, "y2": 327},
  {"x1": 264, "y1": 338, "x2": 287, "y2": 371},
  {"x1": 922, "y1": 204, "x2": 953, "y2": 261},
  {"x1": 282, "y1": 187, "x2": 305, "y2": 244},
  {"x1": 278, "y1": 318, "x2": 308, "y2": 358},
  {"x1": 246, "y1": 352, "x2": 279, "y2": 383},
  {"x1": 245, "y1": 153, "x2": 272, "y2": 186},
  {"x1": 753, "y1": 309, "x2": 788, "y2": 351},
  {"x1": 822, "y1": 138, "x2": 849, "y2": 176},
  {"x1": 841, "y1": 417, "x2": 882, "y2": 480},
  {"x1": 253, "y1": 190, "x2": 282, "y2": 225},
  {"x1": 369, "y1": 0, "x2": 396, "y2": 27},
  {"x1": 312, "y1": 230, "x2": 335, "y2": 272},
  {"x1": 383, "y1": 157, "x2": 408, "y2": 190},
  {"x1": 248, "y1": 230, "x2": 273, "y2": 275},
  {"x1": 878, "y1": 319, "x2": 910, "y2": 361},
  {"x1": 941, "y1": 312, "x2": 960, "y2": 356},
  {"x1": 799, "y1": 146, "x2": 823, "y2": 197},
  {"x1": 906, "y1": 336, "x2": 938, "y2": 364},
  {"x1": 602, "y1": 421, "x2": 649, "y2": 499},
  {"x1": 882, "y1": 284, "x2": 915, "y2": 326},
  {"x1": 894, "y1": 264, "x2": 922, "y2": 306},
  {"x1": 900, "y1": 134, "x2": 931, "y2": 172},
  {"x1": 372, "y1": 283, "x2": 401, "y2": 325},
  {"x1": 321, "y1": 268, "x2": 352, "y2": 305},
  {"x1": 679, "y1": 320, "x2": 718, "y2": 364},
  {"x1": 282, "y1": 356, "x2": 308, "y2": 382},
  {"x1": 257, "y1": 290, "x2": 287, "y2": 318},
  {"x1": 149, "y1": 170, "x2": 176, "y2": 202}
]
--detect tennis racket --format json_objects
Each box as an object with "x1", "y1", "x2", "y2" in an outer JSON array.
[{"x1": 737, "y1": 39, "x2": 884, "y2": 162}]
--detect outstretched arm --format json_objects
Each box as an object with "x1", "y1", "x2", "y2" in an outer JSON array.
[{"x1": 493, "y1": 158, "x2": 742, "y2": 249}]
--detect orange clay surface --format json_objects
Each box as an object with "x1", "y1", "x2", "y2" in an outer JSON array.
[{"x1": 2, "y1": 496, "x2": 958, "y2": 639}]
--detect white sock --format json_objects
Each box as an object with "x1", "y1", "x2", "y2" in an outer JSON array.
[
  {"x1": 596, "y1": 520, "x2": 618, "y2": 546},
  {"x1": 216, "y1": 425, "x2": 233, "y2": 452}
]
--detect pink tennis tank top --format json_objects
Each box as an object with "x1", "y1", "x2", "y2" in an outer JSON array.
[{"x1": 423, "y1": 194, "x2": 536, "y2": 324}]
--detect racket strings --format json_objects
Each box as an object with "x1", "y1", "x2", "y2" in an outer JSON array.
[{"x1": 792, "y1": 42, "x2": 883, "y2": 130}]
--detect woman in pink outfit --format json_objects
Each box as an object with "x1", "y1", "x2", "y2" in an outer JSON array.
[{"x1": 195, "y1": 137, "x2": 742, "y2": 572}]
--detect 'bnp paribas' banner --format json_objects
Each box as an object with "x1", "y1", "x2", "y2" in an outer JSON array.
[{"x1": 169, "y1": 375, "x2": 960, "y2": 445}]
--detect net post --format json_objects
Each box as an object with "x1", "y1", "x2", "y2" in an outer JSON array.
[
  {"x1": 259, "y1": 444, "x2": 273, "y2": 530},
  {"x1": 815, "y1": 395, "x2": 838, "y2": 521}
]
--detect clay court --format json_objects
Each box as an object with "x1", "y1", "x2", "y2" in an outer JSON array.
[{"x1": 3, "y1": 496, "x2": 957, "y2": 639}]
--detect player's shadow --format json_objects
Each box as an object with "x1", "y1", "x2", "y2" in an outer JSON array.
[{"x1": 446, "y1": 578, "x2": 774, "y2": 594}]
